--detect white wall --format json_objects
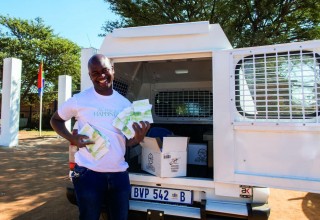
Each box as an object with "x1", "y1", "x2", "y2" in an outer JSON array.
[
  {"x1": 81, "y1": 48, "x2": 98, "y2": 91},
  {"x1": 58, "y1": 75, "x2": 72, "y2": 131},
  {"x1": 0, "y1": 58, "x2": 22, "y2": 147}
]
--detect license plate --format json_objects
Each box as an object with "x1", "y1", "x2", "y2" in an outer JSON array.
[
  {"x1": 239, "y1": 185, "x2": 253, "y2": 198},
  {"x1": 131, "y1": 185, "x2": 193, "y2": 205}
]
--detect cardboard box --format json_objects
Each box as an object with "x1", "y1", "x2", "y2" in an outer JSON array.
[
  {"x1": 187, "y1": 143, "x2": 207, "y2": 166},
  {"x1": 140, "y1": 137, "x2": 189, "y2": 177}
]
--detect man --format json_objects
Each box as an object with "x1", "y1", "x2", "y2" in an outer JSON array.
[{"x1": 50, "y1": 54, "x2": 150, "y2": 220}]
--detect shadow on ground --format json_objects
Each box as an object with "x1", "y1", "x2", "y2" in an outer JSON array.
[
  {"x1": 0, "y1": 137, "x2": 78, "y2": 220},
  {"x1": 301, "y1": 193, "x2": 320, "y2": 220}
]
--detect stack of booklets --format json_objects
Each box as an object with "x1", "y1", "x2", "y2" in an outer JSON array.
[
  {"x1": 79, "y1": 123, "x2": 110, "y2": 160},
  {"x1": 113, "y1": 99, "x2": 153, "y2": 139}
]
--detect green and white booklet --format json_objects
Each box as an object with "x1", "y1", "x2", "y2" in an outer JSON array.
[
  {"x1": 113, "y1": 99, "x2": 153, "y2": 139},
  {"x1": 79, "y1": 123, "x2": 110, "y2": 160}
]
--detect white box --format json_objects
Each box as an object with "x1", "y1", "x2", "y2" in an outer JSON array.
[
  {"x1": 187, "y1": 143, "x2": 207, "y2": 166},
  {"x1": 140, "y1": 137, "x2": 189, "y2": 177}
]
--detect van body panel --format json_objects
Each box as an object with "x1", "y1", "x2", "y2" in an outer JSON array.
[
  {"x1": 214, "y1": 41, "x2": 320, "y2": 193},
  {"x1": 100, "y1": 22, "x2": 232, "y2": 59}
]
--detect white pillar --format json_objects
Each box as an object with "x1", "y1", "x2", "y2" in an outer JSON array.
[
  {"x1": 81, "y1": 48, "x2": 98, "y2": 91},
  {"x1": 0, "y1": 58, "x2": 22, "y2": 147},
  {"x1": 58, "y1": 75, "x2": 72, "y2": 132}
]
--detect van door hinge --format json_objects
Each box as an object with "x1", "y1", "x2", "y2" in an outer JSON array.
[{"x1": 146, "y1": 209, "x2": 164, "y2": 220}]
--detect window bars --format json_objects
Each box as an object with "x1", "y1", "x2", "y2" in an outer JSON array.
[
  {"x1": 232, "y1": 48, "x2": 320, "y2": 124},
  {"x1": 113, "y1": 76, "x2": 129, "y2": 97},
  {"x1": 153, "y1": 90, "x2": 213, "y2": 123}
]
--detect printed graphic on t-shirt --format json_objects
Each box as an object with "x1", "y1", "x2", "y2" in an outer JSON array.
[{"x1": 93, "y1": 108, "x2": 120, "y2": 118}]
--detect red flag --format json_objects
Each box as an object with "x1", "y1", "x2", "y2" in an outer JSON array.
[{"x1": 37, "y1": 61, "x2": 44, "y2": 97}]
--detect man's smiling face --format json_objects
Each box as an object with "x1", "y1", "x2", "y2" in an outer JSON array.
[{"x1": 88, "y1": 55, "x2": 114, "y2": 96}]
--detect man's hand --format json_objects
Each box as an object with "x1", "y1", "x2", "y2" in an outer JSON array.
[
  {"x1": 126, "y1": 121, "x2": 150, "y2": 147},
  {"x1": 71, "y1": 135, "x2": 95, "y2": 148}
]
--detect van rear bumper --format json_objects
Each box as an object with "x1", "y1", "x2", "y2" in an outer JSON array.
[
  {"x1": 66, "y1": 186, "x2": 270, "y2": 219},
  {"x1": 130, "y1": 200, "x2": 270, "y2": 219}
]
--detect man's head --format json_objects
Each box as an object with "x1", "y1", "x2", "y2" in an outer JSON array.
[{"x1": 88, "y1": 54, "x2": 114, "y2": 96}]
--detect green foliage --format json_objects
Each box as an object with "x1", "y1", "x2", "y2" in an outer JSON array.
[
  {"x1": 101, "y1": 0, "x2": 320, "y2": 48},
  {"x1": 0, "y1": 16, "x2": 81, "y2": 105}
]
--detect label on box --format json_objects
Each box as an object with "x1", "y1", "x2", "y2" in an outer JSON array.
[
  {"x1": 146, "y1": 152, "x2": 156, "y2": 173},
  {"x1": 169, "y1": 157, "x2": 180, "y2": 172},
  {"x1": 188, "y1": 143, "x2": 207, "y2": 166}
]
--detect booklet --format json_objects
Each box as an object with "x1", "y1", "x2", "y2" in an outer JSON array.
[
  {"x1": 112, "y1": 99, "x2": 153, "y2": 139},
  {"x1": 78, "y1": 123, "x2": 110, "y2": 160}
]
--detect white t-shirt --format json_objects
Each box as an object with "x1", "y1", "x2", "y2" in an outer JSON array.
[{"x1": 58, "y1": 87, "x2": 131, "y2": 172}]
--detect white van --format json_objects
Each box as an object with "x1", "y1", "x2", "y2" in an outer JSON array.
[{"x1": 71, "y1": 21, "x2": 320, "y2": 219}]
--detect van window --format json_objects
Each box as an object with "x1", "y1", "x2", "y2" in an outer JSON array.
[
  {"x1": 235, "y1": 50, "x2": 320, "y2": 123},
  {"x1": 154, "y1": 90, "x2": 213, "y2": 121}
]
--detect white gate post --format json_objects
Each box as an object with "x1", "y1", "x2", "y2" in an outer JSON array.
[
  {"x1": 0, "y1": 58, "x2": 22, "y2": 147},
  {"x1": 58, "y1": 75, "x2": 72, "y2": 132}
]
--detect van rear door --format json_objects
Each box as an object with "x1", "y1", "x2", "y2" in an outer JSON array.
[{"x1": 213, "y1": 40, "x2": 320, "y2": 193}]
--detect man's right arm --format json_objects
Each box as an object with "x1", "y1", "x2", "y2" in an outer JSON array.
[
  {"x1": 50, "y1": 112, "x2": 93, "y2": 148},
  {"x1": 50, "y1": 111, "x2": 75, "y2": 143}
]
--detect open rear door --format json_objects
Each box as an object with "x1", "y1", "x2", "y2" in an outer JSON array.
[{"x1": 213, "y1": 40, "x2": 320, "y2": 193}]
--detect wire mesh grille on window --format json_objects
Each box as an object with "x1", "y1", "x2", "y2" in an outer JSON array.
[
  {"x1": 113, "y1": 77, "x2": 128, "y2": 97},
  {"x1": 154, "y1": 90, "x2": 213, "y2": 119},
  {"x1": 234, "y1": 50, "x2": 320, "y2": 123}
]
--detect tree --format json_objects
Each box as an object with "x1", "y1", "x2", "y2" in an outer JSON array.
[
  {"x1": 101, "y1": 0, "x2": 320, "y2": 48},
  {"x1": 0, "y1": 16, "x2": 81, "y2": 106}
]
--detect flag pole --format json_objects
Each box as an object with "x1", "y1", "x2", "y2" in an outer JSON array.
[
  {"x1": 37, "y1": 60, "x2": 44, "y2": 137},
  {"x1": 39, "y1": 93, "x2": 42, "y2": 136}
]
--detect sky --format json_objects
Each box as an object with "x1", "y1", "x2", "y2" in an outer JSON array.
[{"x1": 0, "y1": 0, "x2": 119, "y2": 49}]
